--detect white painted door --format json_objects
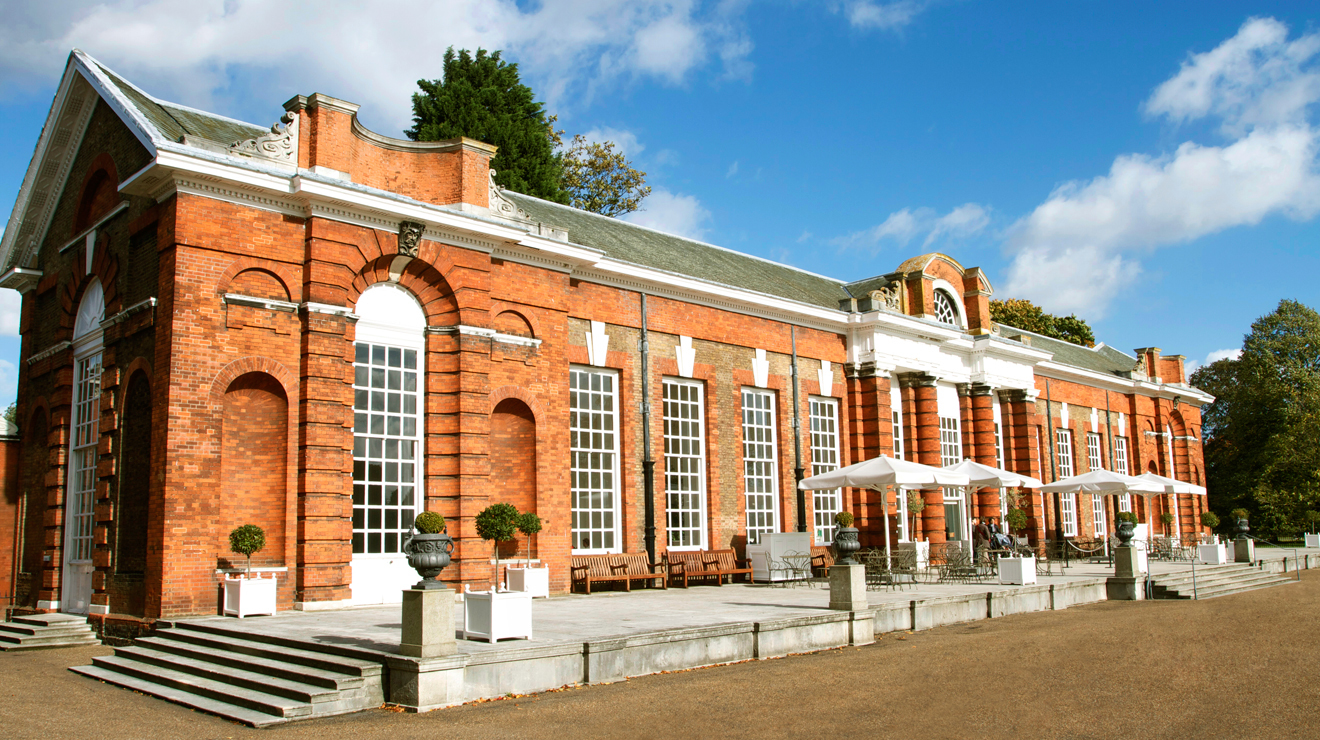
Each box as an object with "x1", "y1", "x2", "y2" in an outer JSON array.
[{"x1": 62, "y1": 353, "x2": 101, "y2": 614}]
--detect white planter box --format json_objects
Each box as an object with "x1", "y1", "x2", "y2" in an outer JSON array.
[
  {"x1": 507, "y1": 566, "x2": 550, "y2": 598},
  {"x1": 747, "y1": 532, "x2": 812, "y2": 582},
  {"x1": 897, "y1": 541, "x2": 931, "y2": 570},
  {"x1": 998, "y1": 555, "x2": 1036, "y2": 585},
  {"x1": 463, "y1": 587, "x2": 533, "y2": 643},
  {"x1": 1198, "y1": 543, "x2": 1229, "y2": 565},
  {"x1": 223, "y1": 574, "x2": 277, "y2": 618},
  {"x1": 1305, "y1": 534, "x2": 1320, "y2": 549}
]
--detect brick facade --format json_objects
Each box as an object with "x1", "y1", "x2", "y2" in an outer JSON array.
[{"x1": 0, "y1": 55, "x2": 1211, "y2": 621}]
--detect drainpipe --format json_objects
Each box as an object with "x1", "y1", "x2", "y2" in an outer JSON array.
[
  {"x1": 791, "y1": 327, "x2": 806, "y2": 533},
  {"x1": 640, "y1": 293, "x2": 656, "y2": 563},
  {"x1": 1044, "y1": 380, "x2": 1064, "y2": 540}
]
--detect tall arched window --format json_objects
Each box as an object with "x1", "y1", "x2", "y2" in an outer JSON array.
[
  {"x1": 350, "y1": 284, "x2": 426, "y2": 604},
  {"x1": 62, "y1": 279, "x2": 104, "y2": 614}
]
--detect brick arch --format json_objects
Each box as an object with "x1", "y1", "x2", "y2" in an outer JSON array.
[
  {"x1": 488, "y1": 385, "x2": 544, "y2": 421},
  {"x1": 491, "y1": 301, "x2": 540, "y2": 339},
  {"x1": 215, "y1": 257, "x2": 301, "y2": 303},
  {"x1": 118, "y1": 357, "x2": 153, "y2": 407},
  {"x1": 348, "y1": 255, "x2": 462, "y2": 327},
  {"x1": 208, "y1": 357, "x2": 299, "y2": 408},
  {"x1": 74, "y1": 153, "x2": 120, "y2": 234},
  {"x1": 1167, "y1": 409, "x2": 1187, "y2": 437},
  {"x1": 58, "y1": 256, "x2": 120, "y2": 338}
]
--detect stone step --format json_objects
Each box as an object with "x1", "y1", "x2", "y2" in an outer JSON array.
[
  {"x1": 0, "y1": 631, "x2": 99, "y2": 647},
  {"x1": 174, "y1": 621, "x2": 387, "y2": 664},
  {"x1": 134, "y1": 636, "x2": 364, "y2": 691},
  {"x1": 0, "y1": 614, "x2": 98, "y2": 651},
  {"x1": 83, "y1": 654, "x2": 314, "y2": 720},
  {"x1": 0, "y1": 623, "x2": 98, "y2": 638},
  {"x1": 70, "y1": 664, "x2": 289, "y2": 729},
  {"x1": 1151, "y1": 569, "x2": 1294, "y2": 599},
  {"x1": 11, "y1": 613, "x2": 91, "y2": 627},
  {"x1": 112, "y1": 645, "x2": 343, "y2": 705},
  {"x1": 164, "y1": 624, "x2": 382, "y2": 677},
  {"x1": 1165, "y1": 575, "x2": 1295, "y2": 600}
]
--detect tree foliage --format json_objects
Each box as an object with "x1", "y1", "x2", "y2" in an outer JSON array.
[
  {"x1": 408, "y1": 48, "x2": 649, "y2": 217},
  {"x1": 228, "y1": 524, "x2": 266, "y2": 575},
  {"x1": 561, "y1": 134, "x2": 650, "y2": 216},
  {"x1": 1192, "y1": 299, "x2": 1320, "y2": 537},
  {"x1": 408, "y1": 48, "x2": 567, "y2": 203},
  {"x1": 3, "y1": 402, "x2": 14, "y2": 427},
  {"x1": 990, "y1": 298, "x2": 1096, "y2": 348},
  {"x1": 475, "y1": 502, "x2": 520, "y2": 587}
]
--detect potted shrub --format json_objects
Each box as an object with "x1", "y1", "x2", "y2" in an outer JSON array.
[
  {"x1": 1005, "y1": 508, "x2": 1028, "y2": 536},
  {"x1": 464, "y1": 503, "x2": 532, "y2": 642},
  {"x1": 506, "y1": 512, "x2": 548, "y2": 598},
  {"x1": 1160, "y1": 511, "x2": 1175, "y2": 537},
  {"x1": 1115, "y1": 511, "x2": 1138, "y2": 546},
  {"x1": 1231, "y1": 508, "x2": 1250, "y2": 540},
  {"x1": 403, "y1": 511, "x2": 454, "y2": 589},
  {"x1": 223, "y1": 524, "x2": 276, "y2": 618},
  {"x1": 832, "y1": 510, "x2": 860, "y2": 564},
  {"x1": 1200, "y1": 511, "x2": 1220, "y2": 530}
]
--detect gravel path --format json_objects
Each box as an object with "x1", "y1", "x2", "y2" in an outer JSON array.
[{"x1": 4, "y1": 571, "x2": 1317, "y2": 739}]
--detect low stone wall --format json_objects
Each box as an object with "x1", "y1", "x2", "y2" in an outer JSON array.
[{"x1": 386, "y1": 579, "x2": 1115, "y2": 712}]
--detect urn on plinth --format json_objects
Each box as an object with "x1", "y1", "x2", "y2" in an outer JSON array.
[{"x1": 405, "y1": 512, "x2": 454, "y2": 589}]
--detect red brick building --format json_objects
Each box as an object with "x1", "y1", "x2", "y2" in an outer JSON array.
[{"x1": 0, "y1": 52, "x2": 1211, "y2": 623}]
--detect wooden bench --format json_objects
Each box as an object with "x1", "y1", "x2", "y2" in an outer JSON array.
[
  {"x1": 810, "y1": 545, "x2": 835, "y2": 576},
  {"x1": 570, "y1": 553, "x2": 667, "y2": 595},
  {"x1": 665, "y1": 549, "x2": 753, "y2": 588}
]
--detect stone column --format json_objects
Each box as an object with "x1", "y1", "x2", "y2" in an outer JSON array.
[
  {"x1": 910, "y1": 374, "x2": 945, "y2": 544},
  {"x1": 969, "y1": 384, "x2": 999, "y2": 521}
]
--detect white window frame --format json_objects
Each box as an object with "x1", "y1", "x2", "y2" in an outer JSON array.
[
  {"x1": 352, "y1": 338, "x2": 424, "y2": 558},
  {"x1": 1087, "y1": 432, "x2": 1103, "y2": 472},
  {"x1": 1114, "y1": 436, "x2": 1130, "y2": 476},
  {"x1": 1092, "y1": 494, "x2": 1107, "y2": 536},
  {"x1": 1055, "y1": 428, "x2": 1074, "y2": 479},
  {"x1": 892, "y1": 410, "x2": 904, "y2": 460},
  {"x1": 1166, "y1": 425, "x2": 1180, "y2": 536},
  {"x1": 571, "y1": 366, "x2": 622, "y2": 554},
  {"x1": 663, "y1": 378, "x2": 707, "y2": 551},
  {"x1": 62, "y1": 279, "x2": 104, "y2": 613},
  {"x1": 809, "y1": 397, "x2": 841, "y2": 545},
  {"x1": 1061, "y1": 493, "x2": 1078, "y2": 537},
  {"x1": 939, "y1": 416, "x2": 962, "y2": 467},
  {"x1": 741, "y1": 388, "x2": 780, "y2": 545}
]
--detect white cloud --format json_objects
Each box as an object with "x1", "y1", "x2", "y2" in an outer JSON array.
[
  {"x1": 579, "y1": 127, "x2": 644, "y2": 157},
  {"x1": 0, "y1": 289, "x2": 18, "y2": 337},
  {"x1": 0, "y1": 360, "x2": 14, "y2": 406},
  {"x1": 834, "y1": 203, "x2": 990, "y2": 250},
  {"x1": 0, "y1": 1, "x2": 756, "y2": 133},
  {"x1": 726, "y1": 160, "x2": 739, "y2": 178},
  {"x1": 621, "y1": 188, "x2": 711, "y2": 240},
  {"x1": 1003, "y1": 18, "x2": 1320, "y2": 319},
  {"x1": 1186, "y1": 347, "x2": 1243, "y2": 374},
  {"x1": 838, "y1": 1, "x2": 926, "y2": 32}
]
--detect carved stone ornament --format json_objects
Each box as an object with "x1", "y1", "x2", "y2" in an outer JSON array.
[
  {"x1": 229, "y1": 111, "x2": 298, "y2": 163},
  {"x1": 488, "y1": 170, "x2": 532, "y2": 222},
  {"x1": 398, "y1": 221, "x2": 425, "y2": 257},
  {"x1": 871, "y1": 285, "x2": 902, "y2": 310},
  {"x1": 1133, "y1": 354, "x2": 1148, "y2": 375}
]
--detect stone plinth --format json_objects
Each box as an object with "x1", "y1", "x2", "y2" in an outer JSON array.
[
  {"x1": 1235, "y1": 539, "x2": 1256, "y2": 563},
  {"x1": 1113, "y1": 546, "x2": 1145, "y2": 578},
  {"x1": 828, "y1": 563, "x2": 867, "y2": 611},
  {"x1": 400, "y1": 587, "x2": 457, "y2": 658}
]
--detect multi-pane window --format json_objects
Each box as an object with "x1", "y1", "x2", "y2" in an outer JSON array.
[
  {"x1": 1087, "y1": 432, "x2": 1103, "y2": 472},
  {"x1": 571, "y1": 368, "x2": 620, "y2": 553},
  {"x1": 1114, "y1": 436, "x2": 1129, "y2": 475},
  {"x1": 810, "y1": 398, "x2": 841, "y2": 544},
  {"x1": 939, "y1": 416, "x2": 962, "y2": 466},
  {"x1": 1061, "y1": 493, "x2": 1078, "y2": 537},
  {"x1": 1118, "y1": 493, "x2": 1132, "y2": 514},
  {"x1": 741, "y1": 389, "x2": 779, "y2": 545},
  {"x1": 1055, "y1": 429, "x2": 1074, "y2": 478},
  {"x1": 934, "y1": 290, "x2": 959, "y2": 327},
  {"x1": 352, "y1": 343, "x2": 421, "y2": 556},
  {"x1": 67, "y1": 354, "x2": 101, "y2": 563},
  {"x1": 1092, "y1": 494, "x2": 1107, "y2": 536},
  {"x1": 892, "y1": 410, "x2": 904, "y2": 460},
  {"x1": 663, "y1": 379, "x2": 706, "y2": 550},
  {"x1": 994, "y1": 422, "x2": 1005, "y2": 470}
]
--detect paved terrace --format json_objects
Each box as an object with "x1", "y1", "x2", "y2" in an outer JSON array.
[{"x1": 173, "y1": 547, "x2": 1318, "y2": 657}]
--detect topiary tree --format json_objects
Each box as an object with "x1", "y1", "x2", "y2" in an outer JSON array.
[
  {"x1": 475, "y1": 503, "x2": 520, "y2": 588},
  {"x1": 1160, "y1": 511, "x2": 1175, "y2": 536},
  {"x1": 834, "y1": 511, "x2": 855, "y2": 528},
  {"x1": 1116, "y1": 511, "x2": 1139, "y2": 524},
  {"x1": 228, "y1": 524, "x2": 266, "y2": 577},
  {"x1": 906, "y1": 490, "x2": 926, "y2": 538},
  {"x1": 1005, "y1": 508, "x2": 1028, "y2": 535},
  {"x1": 515, "y1": 511, "x2": 542, "y2": 567},
  {"x1": 1231, "y1": 508, "x2": 1250, "y2": 522},
  {"x1": 414, "y1": 511, "x2": 446, "y2": 534},
  {"x1": 1200, "y1": 511, "x2": 1220, "y2": 530}
]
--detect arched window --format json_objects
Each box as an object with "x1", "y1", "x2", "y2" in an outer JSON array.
[
  {"x1": 933, "y1": 290, "x2": 961, "y2": 328},
  {"x1": 350, "y1": 284, "x2": 426, "y2": 604},
  {"x1": 63, "y1": 279, "x2": 104, "y2": 614}
]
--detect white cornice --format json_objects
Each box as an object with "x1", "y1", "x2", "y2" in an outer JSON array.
[
  {"x1": 1036, "y1": 360, "x2": 1214, "y2": 405},
  {"x1": 0, "y1": 267, "x2": 43, "y2": 294}
]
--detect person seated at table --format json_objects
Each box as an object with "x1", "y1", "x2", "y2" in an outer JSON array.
[{"x1": 988, "y1": 518, "x2": 1013, "y2": 550}]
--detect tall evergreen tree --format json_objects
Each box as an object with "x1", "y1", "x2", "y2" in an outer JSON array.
[
  {"x1": 1192, "y1": 299, "x2": 1320, "y2": 536},
  {"x1": 407, "y1": 48, "x2": 567, "y2": 203}
]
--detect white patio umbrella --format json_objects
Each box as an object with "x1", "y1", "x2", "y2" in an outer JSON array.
[
  {"x1": 943, "y1": 459, "x2": 1044, "y2": 545},
  {"x1": 799, "y1": 455, "x2": 970, "y2": 563},
  {"x1": 1136, "y1": 472, "x2": 1207, "y2": 496},
  {"x1": 1041, "y1": 470, "x2": 1165, "y2": 553}
]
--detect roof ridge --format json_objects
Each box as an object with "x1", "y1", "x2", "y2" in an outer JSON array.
[
  {"x1": 505, "y1": 191, "x2": 848, "y2": 286},
  {"x1": 79, "y1": 50, "x2": 265, "y2": 134}
]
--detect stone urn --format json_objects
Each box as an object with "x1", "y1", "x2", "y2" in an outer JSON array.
[
  {"x1": 1116, "y1": 519, "x2": 1136, "y2": 547},
  {"x1": 1235, "y1": 517, "x2": 1250, "y2": 541},
  {"x1": 833, "y1": 527, "x2": 862, "y2": 565},
  {"x1": 404, "y1": 532, "x2": 454, "y2": 589}
]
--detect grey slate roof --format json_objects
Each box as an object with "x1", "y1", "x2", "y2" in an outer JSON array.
[
  {"x1": 99, "y1": 67, "x2": 266, "y2": 146},
  {"x1": 998, "y1": 326, "x2": 1138, "y2": 376},
  {"x1": 505, "y1": 192, "x2": 853, "y2": 310}
]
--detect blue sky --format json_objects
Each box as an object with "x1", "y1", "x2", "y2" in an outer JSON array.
[{"x1": 3, "y1": 1, "x2": 1320, "y2": 407}]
